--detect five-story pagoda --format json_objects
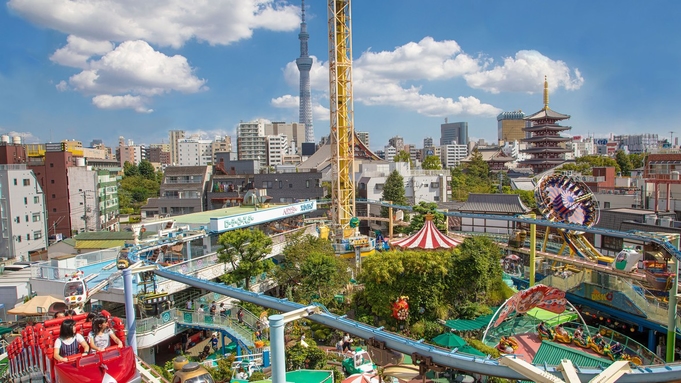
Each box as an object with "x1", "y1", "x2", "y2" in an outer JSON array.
[{"x1": 520, "y1": 76, "x2": 572, "y2": 173}]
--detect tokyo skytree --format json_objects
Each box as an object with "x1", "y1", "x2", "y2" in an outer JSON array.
[{"x1": 296, "y1": 0, "x2": 314, "y2": 143}]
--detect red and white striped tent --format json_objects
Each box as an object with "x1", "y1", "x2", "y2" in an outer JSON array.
[{"x1": 391, "y1": 215, "x2": 461, "y2": 250}]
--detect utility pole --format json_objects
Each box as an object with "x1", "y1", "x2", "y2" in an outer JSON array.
[
  {"x1": 83, "y1": 190, "x2": 89, "y2": 232},
  {"x1": 670, "y1": 131, "x2": 675, "y2": 148}
]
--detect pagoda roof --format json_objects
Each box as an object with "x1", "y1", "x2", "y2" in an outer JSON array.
[
  {"x1": 519, "y1": 159, "x2": 567, "y2": 164},
  {"x1": 525, "y1": 107, "x2": 570, "y2": 121},
  {"x1": 522, "y1": 147, "x2": 572, "y2": 154},
  {"x1": 523, "y1": 124, "x2": 572, "y2": 132},
  {"x1": 522, "y1": 136, "x2": 572, "y2": 143}
]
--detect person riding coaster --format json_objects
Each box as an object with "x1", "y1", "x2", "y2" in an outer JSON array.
[
  {"x1": 588, "y1": 333, "x2": 611, "y2": 355},
  {"x1": 610, "y1": 342, "x2": 624, "y2": 358},
  {"x1": 496, "y1": 336, "x2": 519, "y2": 354},
  {"x1": 553, "y1": 324, "x2": 572, "y2": 343},
  {"x1": 572, "y1": 326, "x2": 588, "y2": 347},
  {"x1": 536, "y1": 322, "x2": 555, "y2": 341}
]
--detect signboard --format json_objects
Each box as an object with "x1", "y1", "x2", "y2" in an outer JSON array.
[
  {"x1": 209, "y1": 200, "x2": 317, "y2": 233},
  {"x1": 596, "y1": 139, "x2": 608, "y2": 145},
  {"x1": 571, "y1": 284, "x2": 646, "y2": 317}
]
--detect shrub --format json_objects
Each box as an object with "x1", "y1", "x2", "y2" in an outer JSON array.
[{"x1": 466, "y1": 339, "x2": 500, "y2": 358}]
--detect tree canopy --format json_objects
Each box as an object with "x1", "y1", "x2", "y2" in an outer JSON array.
[
  {"x1": 382, "y1": 170, "x2": 407, "y2": 217},
  {"x1": 421, "y1": 155, "x2": 442, "y2": 170},
  {"x1": 217, "y1": 229, "x2": 274, "y2": 290},
  {"x1": 558, "y1": 154, "x2": 620, "y2": 175},
  {"x1": 273, "y1": 232, "x2": 349, "y2": 304},
  {"x1": 118, "y1": 161, "x2": 162, "y2": 214},
  {"x1": 407, "y1": 201, "x2": 446, "y2": 233},
  {"x1": 449, "y1": 149, "x2": 494, "y2": 201},
  {"x1": 393, "y1": 150, "x2": 413, "y2": 168}
]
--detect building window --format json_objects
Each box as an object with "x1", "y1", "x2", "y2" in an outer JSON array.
[
  {"x1": 50, "y1": 180, "x2": 55, "y2": 184},
  {"x1": 262, "y1": 181, "x2": 268, "y2": 189},
  {"x1": 16, "y1": 236, "x2": 21, "y2": 243},
  {"x1": 34, "y1": 196, "x2": 39, "y2": 203},
  {"x1": 15, "y1": 217, "x2": 19, "y2": 223},
  {"x1": 13, "y1": 179, "x2": 17, "y2": 185},
  {"x1": 24, "y1": 197, "x2": 28, "y2": 205},
  {"x1": 52, "y1": 194, "x2": 56, "y2": 199},
  {"x1": 52, "y1": 208, "x2": 57, "y2": 213},
  {"x1": 431, "y1": 182, "x2": 440, "y2": 188},
  {"x1": 602, "y1": 235, "x2": 623, "y2": 252},
  {"x1": 26, "y1": 233, "x2": 30, "y2": 240},
  {"x1": 375, "y1": 184, "x2": 384, "y2": 190},
  {"x1": 25, "y1": 215, "x2": 28, "y2": 222},
  {"x1": 289, "y1": 183, "x2": 293, "y2": 189},
  {"x1": 279, "y1": 181, "x2": 283, "y2": 189},
  {"x1": 359, "y1": 183, "x2": 366, "y2": 190},
  {"x1": 434, "y1": 196, "x2": 440, "y2": 201},
  {"x1": 603, "y1": 202, "x2": 611, "y2": 209},
  {"x1": 34, "y1": 230, "x2": 42, "y2": 239},
  {"x1": 306, "y1": 180, "x2": 310, "y2": 188},
  {"x1": 32, "y1": 213, "x2": 40, "y2": 222},
  {"x1": 50, "y1": 163, "x2": 54, "y2": 168}
]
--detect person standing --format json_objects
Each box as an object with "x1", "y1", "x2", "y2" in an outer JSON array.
[
  {"x1": 237, "y1": 308, "x2": 244, "y2": 324},
  {"x1": 211, "y1": 333, "x2": 219, "y2": 352},
  {"x1": 186, "y1": 300, "x2": 192, "y2": 311}
]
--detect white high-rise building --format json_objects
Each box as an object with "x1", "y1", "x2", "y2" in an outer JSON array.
[
  {"x1": 238, "y1": 120, "x2": 268, "y2": 167},
  {"x1": 267, "y1": 134, "x2": 289, "y2": 166},
  {"x1": 178, "y1": 137, "x2": 213, "y2": 166},
  {"x1": 264, "y1": 122, "x2": 305, "y2": 154},
  {"x1": 0, "y1": 165, "x2": 47, "y2": 260},
  {"x1": 383, "y1": 145, "x2": 397, "y2": 162},
  {"x1": 440, "y1": 142, "x2": 468, "y2": 168}
]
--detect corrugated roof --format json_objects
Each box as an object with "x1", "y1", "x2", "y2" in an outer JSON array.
[
  {"x1": 532, "y1": 341, "x2": 612, "y2": 368},
  {"x1": 164, "y1": 166, "x2": 210, "y2": 176},
  {"x1": 74, "y1": 232, "x2": 133, "y2": 240},
  {"x1": 459, "y1": 194, "x2": 531, "y2": 214},
  {"x1": 75, "y1": 240, "x2": 126, "y2": 249},
  {"x1": 444, "y1": 309, "x2": 497, "y2": 331}
]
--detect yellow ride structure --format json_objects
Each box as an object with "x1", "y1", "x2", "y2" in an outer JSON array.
[{"x1": 328, "y1": 0, "x2": 355, "y2": 236}]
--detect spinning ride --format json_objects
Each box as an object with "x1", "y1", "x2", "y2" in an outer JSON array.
[{"x1": 535, "y1": 174, "x2": 612, "y2": 264}]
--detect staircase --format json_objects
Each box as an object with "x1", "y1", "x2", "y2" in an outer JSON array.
[{"x1": 173, "y1": 308, "x2": 256, "y2": 352}]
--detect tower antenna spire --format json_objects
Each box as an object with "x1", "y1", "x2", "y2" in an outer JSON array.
[
  {"x1": 543, "y1": 75, "x2": 549, "y2": 110},
  {"x1": 297, "y1": 0, "x2": 314, "y2": 143}
]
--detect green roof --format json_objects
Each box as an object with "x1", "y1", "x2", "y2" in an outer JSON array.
[
  {"x1": 532, "y1": 341, "x2": 613, "y2": 368},
  {"x1": 248, "y1": 370, "x2": 333, "y2": 383},
  {"x1": 444, "y1": 308, "x2": 498, "y2": 332},
  {"x1": 74, "y1": 232, "x2": 133, "y2": 240},
  {"x1": 526, "y1": 308, "x2": 577, "y2": 327}
]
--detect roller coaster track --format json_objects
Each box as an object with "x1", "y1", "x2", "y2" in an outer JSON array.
[{"x1": 154, "y1": 268, "x2": 681, "y2": 382}]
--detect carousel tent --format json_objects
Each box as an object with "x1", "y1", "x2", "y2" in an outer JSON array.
[{"x1": 391, "y1": 215, "x2": 461, "y2": 250}]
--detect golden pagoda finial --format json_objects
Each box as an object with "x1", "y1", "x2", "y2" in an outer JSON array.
[
  {"x1": 424, "y1": 213, "x2": 434, "y2": 221},
  {"x1": 543, "y1": 75, "x2": 549, "y2": 110}
]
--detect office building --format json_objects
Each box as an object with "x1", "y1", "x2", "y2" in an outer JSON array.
[
  {"x1": 440, "y1": 121, "x2": 468, "y2": 146},
  {"x1": 497, "y1": 111, "x2": 526, "y2": 144},
  {"x1": 169, "y1": 130, "x2": 185, "y2": 165},
  {"x1": 237, "y1": 120, "x2": 268, "y2": 168}
]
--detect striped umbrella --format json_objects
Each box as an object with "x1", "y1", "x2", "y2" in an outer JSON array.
[{"x1": 342, "y1": 373, "x2": 379, "y2": 383}]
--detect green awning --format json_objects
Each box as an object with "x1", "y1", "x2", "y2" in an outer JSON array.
[
  {"x1": 444, "y1": 308, "x2": 498, "y2": 332},
  {"x1": 0, "y1": 327, "x2": 13, "y2": 336},
  {"x1": 526, "y1": 308, "x2": 577, "y2": 327}
]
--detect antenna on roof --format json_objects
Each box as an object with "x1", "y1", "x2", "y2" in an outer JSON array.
[{"x1": 543, "y1": 75, "x2": 549, "y2": 110}]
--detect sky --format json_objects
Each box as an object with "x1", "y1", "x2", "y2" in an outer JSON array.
[{"x1": 1, "y1": 0, "x2": 681, "y2": 151}]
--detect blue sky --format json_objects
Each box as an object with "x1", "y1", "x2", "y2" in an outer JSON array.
[{"x1": 1, "y1": 0, "x2": 680, "y2": 151}]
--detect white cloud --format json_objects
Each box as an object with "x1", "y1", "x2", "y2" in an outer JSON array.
[
  {"x1": 62, "y1": 40, "x2": 206, "y2": 112},
  {"x1": 464, "y1": 50, "x2": 584, "y2": 94},
  {"x1": 281, "y1": 38, "x2": 501, "y2": 118},
  {"x1": 8, "y1": 0, "x2": 300, "y2": 49},
  {"x1": 184, "y1": 129, "x2": 235, "y2": 140},
  {"x1": 92, "y1": 95, "x2": 152, "y2": 113},
  {"x1": 50, "y1": 35, "x2": 113, "y2": 68},
  {"x1": 271, "y1": 94, "x2": 299, "y2": 109}
]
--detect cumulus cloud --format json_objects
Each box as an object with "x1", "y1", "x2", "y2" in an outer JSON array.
[
  {"x1": 8, "y1": 0, "x2": 300, "y2": 49},
  {"x1": 92, "y1": 95, "x2": 152, "y2": 113},
  {"x1": 271, "y1": 94, "x2": 299, "y2": 109},
  {"x1": 50, "y1": 35, "x2": 113, "y2": 68},
  {"x1": 464, "y1": 50, "x2": 584, "y2": 94},
  {"x1": 281, "y1": 38, "x2": 501, "y2": 118},
  {"x1": 60, "y1": 40, "x2": 206, "y2": 112}
]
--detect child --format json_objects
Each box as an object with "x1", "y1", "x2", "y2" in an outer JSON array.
[
  {"x1": 211, "y1": 333, "x2": 219, "y2": 352},
  {"x1": 89, "y1": 316, "x2": 123, "y2": 352},
  {"x1": 53, "y1": 319, "x2": 90, "y2": 362}
]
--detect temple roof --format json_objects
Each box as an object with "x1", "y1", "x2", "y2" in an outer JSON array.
[
  {"x1": 523, "y1": 136, "x2": 572, "y2": 143},
  {"x1": 522, "y1": 147, "x2": 572, "y2": 154},
  {"x1": 459, "y1": 193, "x2": 531, "y2": 214},
  {"x1": 523, "y1": 124, "x2": 572, "y2": 132},
  {"x1": 525, "y1": 107, "x2": 571, "y2": 121}
]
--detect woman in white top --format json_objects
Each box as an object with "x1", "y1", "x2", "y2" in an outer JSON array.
[
  {"x1": 53, "y1": 319, "x2": 90, "y2": 362},
  {"x1": 88, "y1": 316, "x2": 123, "y2": 352}
]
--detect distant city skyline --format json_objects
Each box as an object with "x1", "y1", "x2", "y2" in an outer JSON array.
[{"x1": 1, "y1": 1, "x2": 681, "y2": 150}]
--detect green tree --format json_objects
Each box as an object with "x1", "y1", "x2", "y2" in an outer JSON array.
[
  {"x1": 138, "y1": 160, "x2": 156, "y2": 180},
  {"x1": 446, "y1": 236, "x2": 503, "y2": 304},
  {"x1": 614, "y1": 150, "x2": 633, "y2": 176},
  {"x1": 286, "y1": 344, "x2": 328, "y2": 371},
  {"x1": 217, "y1": 229, "x2": 274, "y2": 290},
  {"x1": 382, "y1": 170, "x2": 407, "y2": 217},
  {"x1": 299, "y1": 252, "x2": 350, "y2": 303},
  {"x1": 558, "y1": 154, "x2": 620, "y2": 175},
  {"x1": 421, "y1": 155, "x2": 442, "y2": 170},
  {"x1": 505, "y1": 189, "x2": 537, "y2": 211},
  {"x1": 407, "y1": 202, "x2": 446, "y2": 233},
  {"x1": 465, "y1": 149, "x2": 490, "y2": 180},
  {"x1": 123, "y1": 161, "x2": 139, "y2": 177},
  {"x1": 273, "y1": 232, "x2": 345, "y2": 303},
  {"x1": 393, "y1": 150, "x2": 413, "y2": 168},
  {"x1": 629, "y1": 153, "x2": 646, "y2": 170}
]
